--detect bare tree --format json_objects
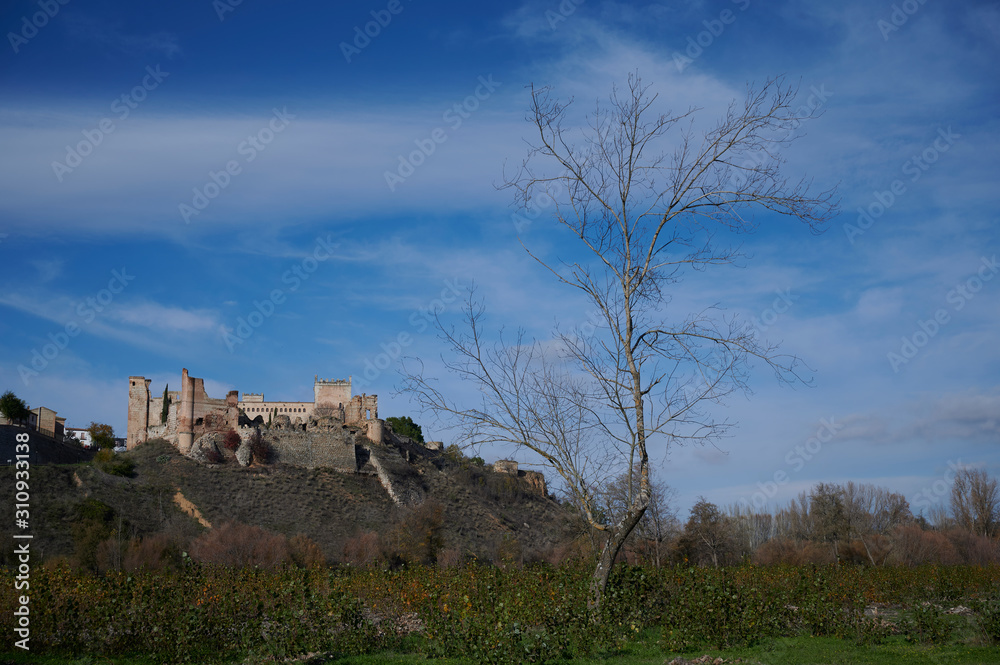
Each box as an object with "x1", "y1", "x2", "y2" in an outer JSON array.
[
  {"x1": 842, "y1": 481, "x2": 911, "y2": 565},
  {"x1": 599, "y1": 470, "x2": 678, "y2": 567},
  {"x1": 403, "y1": 74, "x2": 837, "y2": 608},
  {"x1": 952, "y1": 468, "x2": 1000, "y2": 538}
]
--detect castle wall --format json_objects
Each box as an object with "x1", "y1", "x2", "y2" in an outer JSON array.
[{"x1": 240, "y1": 426, "x2": 359, "y2": 471}]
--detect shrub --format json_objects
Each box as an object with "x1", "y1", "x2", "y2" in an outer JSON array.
[
  {"x1": 189, "y1": 522, "x2": 289, "y2": 568},
  {"x1": 289, "y1": 533, "x2": 326, "y2": 568},
  {"x1": 247, "y1": 429, "x2": 274, "y2": 463},
  {"x1": 93, "y1": 449, "x2": 135, "y2": 477},
  {"x1": 123, "y1": 533, "x2": 181, "y2": 572},
  {"x1": 222, "y1": 428, "x2": 241, "y2": 451},
  {"x1": 343, "y1": 531, "x2": 382, "y2": 567}
]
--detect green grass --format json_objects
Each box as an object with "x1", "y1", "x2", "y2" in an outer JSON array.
[{"x1": 4, "y1": 633, "x2": 999, "y2": 665}]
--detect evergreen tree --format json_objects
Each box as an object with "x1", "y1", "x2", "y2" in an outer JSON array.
[{"x1": 160, "y1": 384, "x2": 170, "y2": 424}]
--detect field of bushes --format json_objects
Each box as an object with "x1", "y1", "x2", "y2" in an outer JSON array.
[{"x1": 3, "y1": 562, "x2": 1000, "y2": 663}]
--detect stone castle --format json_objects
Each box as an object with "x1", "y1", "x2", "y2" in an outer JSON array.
[
  {"x1": 126, "y1": 368, "x2": 546, "y2": 505},
  {"x1": 127, "y1": 369, "x2": 379, "y2": 452}
]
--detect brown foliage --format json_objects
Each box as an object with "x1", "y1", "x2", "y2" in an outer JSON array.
[
  {"x1": 342, "y1": 531, "x2": 382, "y2": 568},
  {"x1": 889, "y1": 524, "x2": 958, "y2": 566},
  {"x1": 383, "y1": 500, "x2": 445, "y2": 566},
  {"x1": 943, "y1": 527, "x2": 1000, "y2": 565},
  {"x1": 223, "y1": 428, "x2": 242, "y2": 451},
  {"x1": 752, "y1": 538, "x2": 834, "y2": 566},
  {"x1": 189, "y1": 522, "x2": 289, "y2": 568},
  {"x1": 289, "y1": 533, "x2": 326, "y2": 568},
  {"x1": 123, "y1": 533, "x2": 181, "y2": 572}
]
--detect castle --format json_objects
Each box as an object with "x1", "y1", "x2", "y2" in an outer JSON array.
[{"x1": 127, "y1": 369, "x2": 378, "y2": 452}]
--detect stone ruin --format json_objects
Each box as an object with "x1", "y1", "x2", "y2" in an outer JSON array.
[{"x1": 127, "y1": 369, "x2": 380, "y2": 452}]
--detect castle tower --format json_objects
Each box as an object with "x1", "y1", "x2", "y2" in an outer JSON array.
[
  {"x1": 314, "y1": 375, "x2": 351, "y2": 407},
  {"x1": 127, "y1": 376, "x2": 151, "y2": 450},
  {"x1": 177, "y1": 368, "x2": 196, "y2": 454}
]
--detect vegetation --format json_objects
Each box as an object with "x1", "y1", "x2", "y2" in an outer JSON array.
[
  {"x1": 92, "y1": 448, "x2": 135, "y2": 477},
  {"x1": 0, "y1": 389, "x2": 30, "y2": 423},
  {"x1": 160, "y1": 384, "x2": 170, "y2": 424},
  {"x1": 222, "y1": 428, "x2": 241, "y2": 451},
  {"x1": 87, "y1": 421, "x2": 116, "y2": 449},
  {"x1": 386, "y1": 415, "x2": 425, "y2": 443},
  {"x1": 3, "y1": 562, "x2": 1000, "y2": 663}
]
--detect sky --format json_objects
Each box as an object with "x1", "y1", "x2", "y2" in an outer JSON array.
[{"x1": 1, "y1": 0, "x2": 998, "y2": 519}]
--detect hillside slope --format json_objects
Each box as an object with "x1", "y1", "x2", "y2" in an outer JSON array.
[{"x1": 1, "y1": 435, "x2": 580, "y2": 566}]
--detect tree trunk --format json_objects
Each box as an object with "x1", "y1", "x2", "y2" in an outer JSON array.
[{"x1": 590, "y1": 500, "x2": 647, "y2": 611}]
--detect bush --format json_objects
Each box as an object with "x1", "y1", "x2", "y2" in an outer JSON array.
[
  {"x1": 343, "y1": 531, "x2": 382, "y2": 567},
  {"x1": 93, "y1": 449, "x2": 135, "y2": 477},
  {"x1": 222, "y1": 428, "x2": 241, "y2": 451},
  {"x1": 289, "y1": 533, "x2": 326, "y2": 568},
  {"x1": 189, "y1": 522, "x2": 289, "y2": 568},
  {"x1": 247, "y1": 429, "x2": 274, "y2": 463}
]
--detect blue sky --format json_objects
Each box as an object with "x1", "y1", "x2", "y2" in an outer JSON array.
[{"x1": 1, "y1": 0, "x2": 998, "y2": 518}]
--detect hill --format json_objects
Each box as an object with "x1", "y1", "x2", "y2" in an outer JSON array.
[{"x1": 0, "y1": 432, "x2": 581, "y2": 568}]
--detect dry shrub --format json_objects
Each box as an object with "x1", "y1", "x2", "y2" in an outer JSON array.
[
  {"x1": 944, "y1": 528, "x2": 1000, "y2": 565},
  {"x1": 752, "y1": 539, "x2": 834, "y2": 566},
  {"x1": 289, "y1": 533, "x2": 326, "y2": 568},
  {"x1": 189, "y1": 522, "x2": 289, "y2": 568},
  {"x1": 384, "y1": 500, "x2": 445, "y2": 566},
  {"x1": 205, "y1": 448, "x2": 225, "y2": 464},
  {"x1": 95, "y1": 536, "x2": 125, "y2": 574},
  {"x1": 839, "y1": 536, "x2": 893, "y2": 566},
  {"x1": 223, "y1": 428, "x2": 241, "y2": 451},
  {"x1": 247, "y1": 430, "x2": 274, "y2": 463},
  {"x1": 890, "y1": 524, "x2": 959, "y2": 565},
  {"x1": 123, "y1": 533, "x2": 181, "y2": 572},
  {"x1": 436, "y1": 546, "x2": 465, "y2": 569},
  {"x1": 342, "y1": 531, "x2": 382, "y2": 567}
]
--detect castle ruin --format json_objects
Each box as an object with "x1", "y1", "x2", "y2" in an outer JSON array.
[{"x1": 127, "y1": 369, "x2": 378, "y2": 452}]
